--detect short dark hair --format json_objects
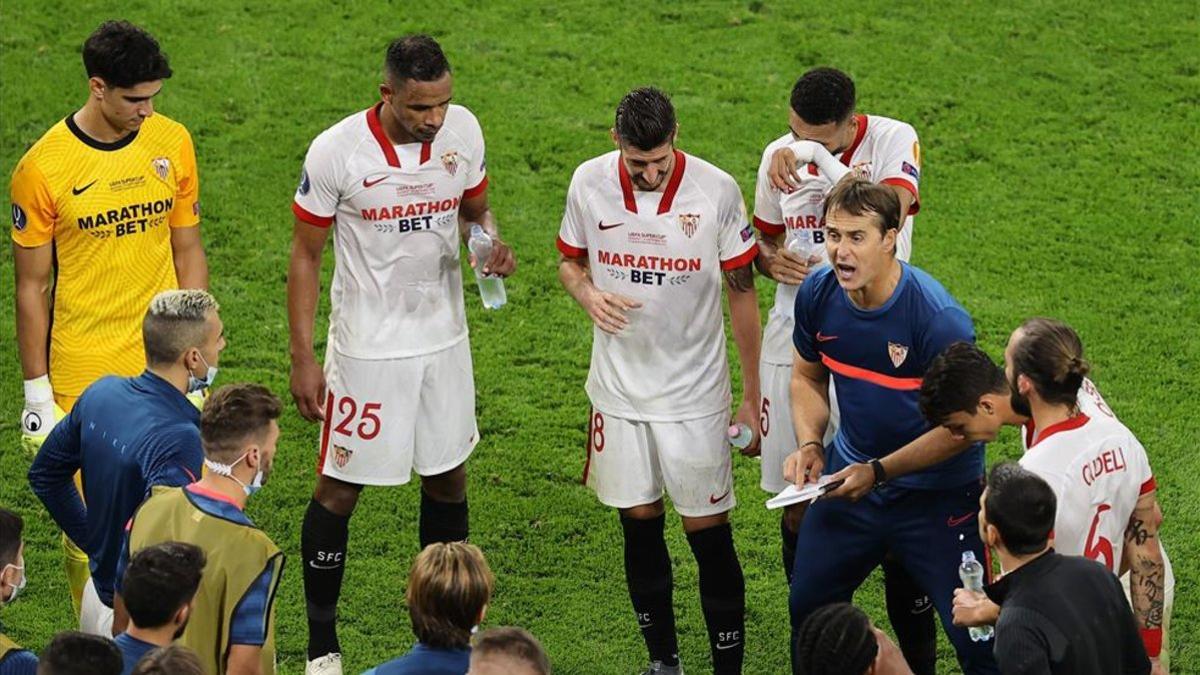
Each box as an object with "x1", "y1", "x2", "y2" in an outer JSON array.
[
  {"x1": 200, "y1": 384, "x2": 283, "y2": 461},
  {"x1": 39, "y1": 631, "x2": 123, "y2": 675},
  {"x1": 985, "y1": 463, "x2": 1056, "y2": 556},
  {"x1": 790, "y1": 67, "x2": 856, "y2": 126},
  {"x1": 0, "y1": 508, "x2": 23, "y2": 567},
  {"x1": 123, "y1": 542, "x2": 206, "y2": 629},
  {"x1": 614, "y1": 87, "x2": 676, "y2": 151},
  {"x1": 408, "y1": 542, "x2": 494, "y2": 649},
  {"x1": 920, "y1": 342, "x2": 1008, "y2": 425},
  {"x1": 385, "y1": 34, "x2": 451, "y2": 83},
  {"x1": 472, "y1": 627, "x2": 551, "y2": 674},
  {"x1": 823, "y1": 177, "x2": 901, "y2": 234},
  {"x1": 130, "y1": 645, "x2": 204, "y2": 675},
  {"x1": 1010, "y1": 317, "x2": 1089, "y2": 408},
  {"x1": 82, "y1": 21, "x2": 172, "y2": 88},
  {"x1": 794, "y1": 603, "x2": 878, "y2": 675}
]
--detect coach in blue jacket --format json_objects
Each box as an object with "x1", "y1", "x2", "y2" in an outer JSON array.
[
  {"x1": 29, "y1": 289, "x2": 224, "y2": 637},
  {"x1": 779, "y1": 176, "x2": 995, "y2": 674}
]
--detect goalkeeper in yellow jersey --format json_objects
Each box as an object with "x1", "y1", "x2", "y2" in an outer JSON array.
[{"x1": 10, "y1": 20, "x2": 208, "y2": 616}]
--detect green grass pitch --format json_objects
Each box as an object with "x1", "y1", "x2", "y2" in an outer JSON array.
[{"x1": 1, "y1": 1, "x2": 1196, "y2": 673}]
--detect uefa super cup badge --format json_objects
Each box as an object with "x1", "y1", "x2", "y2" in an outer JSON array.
[
  {"x1": 441, "y1": 151, "x2": 459, "y2": 176},
  {"x1": 151, "y1": 157, "x2": 171, "y2": 182},
  {"x1": 678, "y1": 213, "x2": 700, "y2": 238}
]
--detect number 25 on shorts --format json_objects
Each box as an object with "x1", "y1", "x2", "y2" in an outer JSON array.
[{"x1": 332, "y1": 394, "x2": 383, "y2": 441}]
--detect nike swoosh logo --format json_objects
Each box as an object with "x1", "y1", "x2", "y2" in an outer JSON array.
[
  {"x1": 715, "y1": 642, "x2": 742, "y2": 650},
  {"x1": 947, "y1": 512, "x2": 975, "y2": 527},
  {"x1": 362, "y1": 175, "x2": 388, "y2": 188},
  {"x1": 308, "y1": 562, "x2": 341, "y2": 570},
  {"x1": 816, "y1": 332, "x2": 838, "y2": 342},
  {"x1": 72, "y1": 180, "x2": 97, "y2": 196},
  {"x1": 709, "y1": 490, "x2": 731, "y2": 504},
  {"x1": 598, "y1": 221, "x2": 625, "y2": 231}
]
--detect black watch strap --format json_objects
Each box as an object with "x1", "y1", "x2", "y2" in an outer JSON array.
[{"x1": 869, "y1": 458, "x2": 887, "y2": 486}]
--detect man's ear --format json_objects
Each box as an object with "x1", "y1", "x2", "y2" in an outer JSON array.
[
  {"x1": 610, "y1": 128, "x2": 621, "y2": 148},
  {"x1": 89, "y1": 76, "x2": 106, "y2": 100}
]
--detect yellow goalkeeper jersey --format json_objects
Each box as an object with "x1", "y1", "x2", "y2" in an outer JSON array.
[{"x1": 10, "y1": 113, "x2": 200, "y2": 398}]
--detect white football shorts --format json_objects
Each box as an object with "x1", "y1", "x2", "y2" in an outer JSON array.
[
  {"x1": 759, "y1": 359, "x2": 839, "y2": 494},
  {"x1": 80, "y1": 578, "x2": 114, "y2": 637},
  {"x1": 318, "y1": 339, "x2": 478, "y2": 485},
  {"x1": 583, "y1": 408, "x2": 734, "y2": 518}
]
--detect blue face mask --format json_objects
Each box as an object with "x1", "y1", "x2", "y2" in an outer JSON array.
[
  {"x1": 187, "y1": 352, "x2": 218, "y2": 393},
  {"x1": 204, "y1": 451, "x2": 265, "y2": 497}
]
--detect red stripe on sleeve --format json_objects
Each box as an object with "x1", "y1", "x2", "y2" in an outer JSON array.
[
  {"x1": 292, "y1": 202, "x2": 334, "y2": 228},
  {"x1": 753, "y1": 215, "x2": 785, "y2": 236},
  {"x1": 720, "y1": 245, "x2": 759, "y2": 271},
  {"x1": 556, "y1": 236, "x2": 587, "y2": 258},
  {"x1": 463, "y1": 175, "x2": 489, "y2": 199},
  {"x1": 881, "y1": 178, "x2": 920, "y2": 215},
  {"x1": 1139, "y1": 476, "x2": 1157, "y2": 495}
]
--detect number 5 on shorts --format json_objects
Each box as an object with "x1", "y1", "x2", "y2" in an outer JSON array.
[{"x1": 333, "y1": 395, "x2": 383, "y2": 441}]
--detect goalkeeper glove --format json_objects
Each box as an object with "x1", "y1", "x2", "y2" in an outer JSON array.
[{"x1": 21, "y1": 375, "x2": 64, "y2": 455}]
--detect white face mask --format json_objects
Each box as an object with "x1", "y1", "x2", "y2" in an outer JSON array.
[
  {"x1": 204, "y1": 451, "x2": 264, "y2": 496},
  {"x1": 187, "y1": 352, "x2": 219, "y2": 393},
  {"x1": 2, "y1": 563, "x2": 26, "y2": 605}
]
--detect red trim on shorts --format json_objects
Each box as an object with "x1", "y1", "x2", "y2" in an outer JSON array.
[
  {"x1": 656, "y1": 151, "x2": 687, "y2": 215},
  {"x1": 581, "y1": 409, "x2": 595, "y2": 484},
  {"x1": 317, "y1": 394, "x2": 334, "y2": 475},
  {"x1": 1028, "y1": 413, "x2": 1090, "y2": 448},
  {"x1": 881, "y1": 177, "x2": 921, "y2": 215},
  {"x1": 366, "y1": 104, "x2": 402, "y2": 168},
  {"x1": 720, "y1": 245, "x2": 759, "y2": 271},
  {"x1": 463, "y1": 175, "x2": 489, "y2": 199},
  {"x1": 292, "y1": 202, "x2": 334, "y2": 228},
  {"x1": 1139, "y1": 476, "x2": 1157, "y2": 495},
  {"x1": 556, "y1": 236, "x2": 587, "y2": 258},
  {"x1": 820, "y1": 353, "x2": 923, "y2": 390},
  {"x1": 753, "y1": 215, "x2": 785, "y2": 236}
]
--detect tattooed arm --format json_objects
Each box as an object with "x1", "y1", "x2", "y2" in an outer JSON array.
[
  {"x1": 725, "y1": 262, "x2": 762, "y2": 455},
  {"x1": 1123, "y1": 490, "x2": 1167, "y2": 671}
]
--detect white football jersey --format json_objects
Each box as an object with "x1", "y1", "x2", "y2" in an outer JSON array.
[
  {"x1": 557, "y1": 150, "x2": 757, "y2": 421},
  {"x1": 754, "y1": 115, "x2": 921, "y2": 364},
  {"x1": 293, "y1": 103, "x2": 488, "y2": 359},
  {"x1": 1019, "y1": 378, "x2": 1155, "y2": 572}
]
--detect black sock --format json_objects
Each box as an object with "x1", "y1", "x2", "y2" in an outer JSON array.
[
  {"x1": 882, "y1": 557, "x2": 937, "y2": 675},
  {"x1": 620, "y1": 513, "x2": 679, "y2": 667},
  {"x1": 687, "y1": 523, "x2": 745, "y2": 675},
  {"x1": 419, "y1": 490, "x2": 469, "y2": 547},
  {"x1": 301, "y1": 499, "x2": 350, "y2": 660},
  {"x1": 781, "y1": 514, "x2": 799, "y2": 584}
]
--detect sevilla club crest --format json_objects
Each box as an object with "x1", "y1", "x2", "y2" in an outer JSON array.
[
  {"x1": 333, "y1": 445, "x2": 353, "y2": 469},
  {"x1": 678, "y1": 213, "x2": 700, "y2": 238},
  {"x1": 441, "y1": 151, "x2": 459, "y2": 176},
  {"x1": 151, "y1": 157, "x2": 171, "y2": 182},
  {"x1": 887, "y1": 342, "x2": 909, "y2": 368}
]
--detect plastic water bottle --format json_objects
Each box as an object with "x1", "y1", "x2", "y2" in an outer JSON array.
[
  {"x1": 728, "y1": 424, "x2": 754, "y2": 450},
  {"x1": 467, "y1": 224, "x2": 507, "y2": 309},
  {"x1": 959, "y1": 550, "x2": 995, "y2": 642}
]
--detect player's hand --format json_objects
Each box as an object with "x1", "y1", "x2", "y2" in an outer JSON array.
[
  {"x1": 1149, "y1": 656, "x2": 1167, "y2": 675},
  {"x1": 784, "y1": 443, "x2": 825, "y2": 486},
  {"x1": 290, "y1": 356, "x2": 327, "y2": 422},
  {"x1": 871, "y1": 627, "x2": 914, "y2": 675},
  {"x1": 768, "y1": 147, "x2": 806, "y2": 193},
  {"x1": 473, "y1": 236, "x2": 516, "y2": 277},
  {"x1": 822, "y1": 462, "x2": 875, "y2": 501},
  {"x1": 21, "y1": 376, "x2": 63, "y2": 456},
  {"x1": 582, "y1": 287, "x2": 643, "y2": 335},
  {"x1": 763, "y1": 246, "x2": 812, "y2": 285},
  {"x1": 951, "y1": 588, "x2": 1000, "y2": 628},
  {"x1": 733, "y1": 398, "x2": 761, "y2": 457}
]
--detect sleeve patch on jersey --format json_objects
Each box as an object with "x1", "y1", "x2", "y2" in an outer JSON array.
[
  {"x1": 902, "y1": 161, "x2": 920, "y2": 182},
  {"x1": 12, "y1": 203, "x2": 28, "y2": 231},
  {"x1": 297, "y1": 168, "x2": 311, "y2": 196},
  {"x1": 740, "y1": 224, "x2": 753, "y2": 242}
]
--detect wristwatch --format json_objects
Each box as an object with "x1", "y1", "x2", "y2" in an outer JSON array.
[{"x1": 868, "y1": 458, "x2": 887, "y2": 486}]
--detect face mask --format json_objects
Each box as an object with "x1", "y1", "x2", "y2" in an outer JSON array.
[
  {"x1": 2, "y1": 563, "x2": 26, "y2": 605},
  {"x1": 204, "y1": 451, "x2": 264, "y2": 497},
  {"x1": 187, "y1": 352, "x2": 219, "y2": 393}
]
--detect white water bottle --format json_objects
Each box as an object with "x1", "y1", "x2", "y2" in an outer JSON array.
[
  {"x1": 959, "y1": 550, "x2": 995, "y2": 642},
  {"x1": 467, "y1": 224, "x2": 507, "y2": 309},
  {"x1": 728, "y1": 423, "x2": 754, "y2": 450}
]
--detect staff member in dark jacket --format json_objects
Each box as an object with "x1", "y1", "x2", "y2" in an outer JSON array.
[{"x1": 958, "y1": 463, "x2": 1148, "y2": 675}]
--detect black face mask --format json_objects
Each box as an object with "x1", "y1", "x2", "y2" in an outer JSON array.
[{"x1": 1009, "y1": 377, "x2": 1032, "y2": 418}]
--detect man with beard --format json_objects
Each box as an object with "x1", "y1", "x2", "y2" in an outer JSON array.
[
  {"x1": 114, "y1": 384, "x2": 285, "y2": 675},
  {"x1": 919, "y1": 320, "x2": 1172, "y2": 674},
  {"x1": 113, "y1": 542, "x2": 206, "y2": 675}
]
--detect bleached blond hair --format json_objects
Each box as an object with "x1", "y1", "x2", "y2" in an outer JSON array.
[{"x1": 142, "y1": 290, "x2": 220, "y2": 365}]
